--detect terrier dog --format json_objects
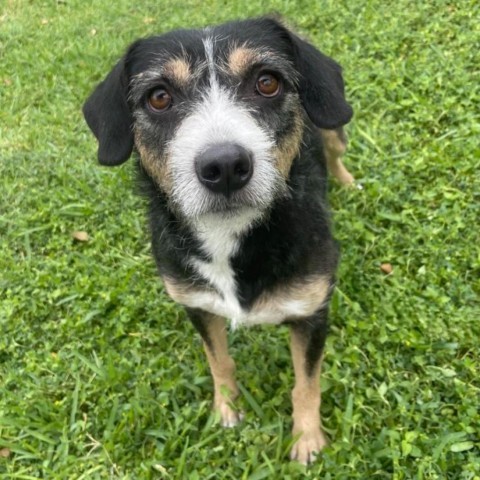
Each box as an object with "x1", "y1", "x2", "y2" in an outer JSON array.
[{"x1": 83, "y1": 17, "x2": 353, "y2": 464}]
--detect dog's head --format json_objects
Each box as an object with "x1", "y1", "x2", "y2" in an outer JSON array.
[{"x1": 83, "y1": 18, "x2": 352, "y2": 220}]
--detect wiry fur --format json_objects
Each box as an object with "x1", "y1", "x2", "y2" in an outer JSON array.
[{"x1": 83, "y1": 17, "x2": 353, "y2": 465}]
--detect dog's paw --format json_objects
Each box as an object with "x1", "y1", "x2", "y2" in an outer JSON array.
[
  {"x1": 215, "y1": 400, "x2": 243, "y2": 428},
  {"x1": 290, "y1": 428, "x2": 327, "y2": 465},
  {"x1": 337, "y1": 170, "x2": 355, "y2": 186}
]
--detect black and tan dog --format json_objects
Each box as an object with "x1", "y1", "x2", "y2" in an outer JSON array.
[{"x1": 83, "y1": 17, "x2": 353, "y2": 464}]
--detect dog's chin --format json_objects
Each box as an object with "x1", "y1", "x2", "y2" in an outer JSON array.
[
  {"x1": 203, "y1": 200, "x2": 258, "y2": 216},
  {"x1": 192, "y1": 203, "x2": 266, "y2": 238},
  {"x1": 175, "y1": 189, "x2": 276, "y2": 222},
  {"x1": 193, "y1": 204, "x2": 266, "y2": 229},
  {"x1": 209, "y1": 206, "x2": 268, "y2": 229}
]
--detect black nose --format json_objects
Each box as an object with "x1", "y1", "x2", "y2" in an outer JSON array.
[{"x1": 195, "y1": 143, "x2": 253, "y2": 196}]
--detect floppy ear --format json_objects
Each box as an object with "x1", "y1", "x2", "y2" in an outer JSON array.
[
  {"x1": 290, "y1": 34, "x2": 353, "y2": 129},
  {"x1": 83, "y1": 58, "x2": 134, "y2": 166}
]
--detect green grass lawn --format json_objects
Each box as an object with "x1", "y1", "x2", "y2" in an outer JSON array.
[{"x1": 1, "y1": 0, "x2": 479, "y2": 478}]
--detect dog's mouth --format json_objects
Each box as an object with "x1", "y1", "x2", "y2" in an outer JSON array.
[
  {"x1": 170, "y1": 172, "x2": 288, "y2": 223},
  {"x1": 195, "y1": 192, "x2": 262, "y2": 216}
]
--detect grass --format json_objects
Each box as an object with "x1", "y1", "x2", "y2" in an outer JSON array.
[{"x1": 1, "y1": 0, "x2": 479, "y2": 478}]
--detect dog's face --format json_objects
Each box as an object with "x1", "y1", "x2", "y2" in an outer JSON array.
[
  {"x1": 84, "y1": 18, "x2": 352, "y2": 220},
  {"x1": 129, "y1": 30, "x2": 300, "y2": 219}
]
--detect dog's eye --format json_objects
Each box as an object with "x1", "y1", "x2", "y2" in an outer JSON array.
[
  {"x1": 148, "y1": 88, "x2": 172, "y2": 112},
  {"x1": 256, "y1": 73, "x2": 280, "y2": 98}
]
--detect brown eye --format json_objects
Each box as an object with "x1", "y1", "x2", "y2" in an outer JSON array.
[
  {"x1": 256, "y1": 73, "x2": 280, "y2": 97},
  {"x1": 148, "y1": 88, "x2": 172, "y2": 112}
]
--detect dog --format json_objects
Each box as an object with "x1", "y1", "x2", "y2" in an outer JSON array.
[{"x1": 83, "y1": 17, "x2": 353, "y2": 464}]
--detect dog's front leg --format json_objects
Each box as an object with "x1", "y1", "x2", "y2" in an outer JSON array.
[
  {"x1": 289, "y1": 308, "x2": 329, "y2": 464},
  {"x1": 187, "y1": 309, "x2": 241, "y2": 427}
]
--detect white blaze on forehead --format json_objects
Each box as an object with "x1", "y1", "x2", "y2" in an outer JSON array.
[{"x1": 203, "y1": 35, "x2": 218, "y2": 86}]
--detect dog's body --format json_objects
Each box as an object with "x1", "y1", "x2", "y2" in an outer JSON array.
[{"x1": 83, "y1": 17, "x2": 353, "y2": 464}]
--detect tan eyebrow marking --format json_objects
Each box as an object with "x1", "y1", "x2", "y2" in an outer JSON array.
[
  {"x1": 227, "y1": 46, "x2": 262, "y2": 76},
  {"x1": 163, "y1": 57, "x2": 192, "y2": 86}
]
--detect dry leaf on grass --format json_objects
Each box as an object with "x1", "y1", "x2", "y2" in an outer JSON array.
[
  {"x1": 0, "y1": 448, "x2": 11, "y2": 458},
  {"x1": 380, "y1": 263, "x2": 393, "y2": 274},
  {"x1": 72, "y1": 231, "x2": 89, "y2": 242}
]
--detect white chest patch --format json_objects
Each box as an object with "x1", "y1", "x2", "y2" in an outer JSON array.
[
  {"x1": 187, "y1": 211, "x2": 251, "y2": 327},
  {"x1": 166, "y1": 211, "x2": 330, "y2": 328}
]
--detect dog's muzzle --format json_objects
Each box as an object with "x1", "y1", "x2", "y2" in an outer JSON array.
[{"x1": 195, "y1": 143, "x2": 253, "y2": 197}]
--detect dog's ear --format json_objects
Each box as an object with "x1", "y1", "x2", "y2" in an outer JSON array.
[
  {"x1": 83, "y1": 58, "x2": 133, "y2": 166},
  {"x1": 290, "y1": 34, "x2": 353, "y2": 129}
]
